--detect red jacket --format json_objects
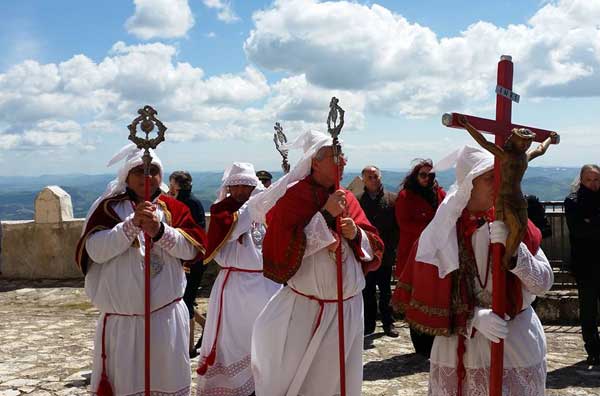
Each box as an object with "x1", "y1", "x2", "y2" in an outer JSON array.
[{"x1": 394, "y1": 187, "x2": 446, "y2": 277}]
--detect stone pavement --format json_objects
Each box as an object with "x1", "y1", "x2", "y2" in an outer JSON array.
[{"x1": 0, "y1": 280, "x2": 599, "y2": 396}]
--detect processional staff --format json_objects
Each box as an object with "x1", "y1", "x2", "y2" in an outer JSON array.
[
  {"x1": 127, "y1": 105, "x2": 167, "y2": 396},
  {"x1": 326, "y1": 97, "x2": 347, "y2": 396}
]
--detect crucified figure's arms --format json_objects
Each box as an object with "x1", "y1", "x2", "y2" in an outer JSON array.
[
  {"x1": 527, "y1": 132, "x2": 558, "y2": 162},
  {"x1": 458, "y1": 115, "x2": 505, "y2": 159}
]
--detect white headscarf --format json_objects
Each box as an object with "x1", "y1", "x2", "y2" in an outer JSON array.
[
  {"x1": 82, "y1": 143, "x2": 165, "y2": 233},
  {"x1": 248, "y1": 130, "x2": 336, "y2": 224},
  {"x1": 215, "y1": 162, "x2": 264, "y2": 202},
  {"x1": 415, "y1": 145, "x2": 494, "y2": 278}
]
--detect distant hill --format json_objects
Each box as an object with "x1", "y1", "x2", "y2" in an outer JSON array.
[{"x1": 0, "y1": 167, "x2": 579, "y2": 221}]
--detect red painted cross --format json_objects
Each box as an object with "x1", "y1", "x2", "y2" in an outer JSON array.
[{"x1": 441, "y1": 55, "x2": 559, "y2": 396}]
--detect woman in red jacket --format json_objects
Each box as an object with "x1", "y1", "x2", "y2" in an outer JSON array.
[{"x1": 395, "y1": 159, "x2": 445, "y2": 357}]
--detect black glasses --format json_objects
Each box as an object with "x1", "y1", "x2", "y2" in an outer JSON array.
[
  {"x1": 418, "y1": 172, "x2": 435, "y2": 179},
  {"x1": 130, "y1": 165, "x2": 161, "y2": 176}
]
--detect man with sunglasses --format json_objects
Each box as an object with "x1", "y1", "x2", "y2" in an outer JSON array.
[{"x1": 356, "y1": 165, "x2": 399, "y2": 337}]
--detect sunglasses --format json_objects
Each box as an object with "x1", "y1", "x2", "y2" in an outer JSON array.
[
  {"x1": 129, "y1": 165, "x2": 161, "y2": 176},
  {"x1": 418, "y1": 172, "x2": 435, "y2": 179}
]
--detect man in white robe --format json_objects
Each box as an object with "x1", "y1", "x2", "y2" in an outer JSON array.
[
  {"x1": 76, "y1": 144, "x2": 207, "y2": 396},
  {"x1": 393, "y1": 145, "x2": 554, "y2": 396},
  {"x1": 195, "y1": 162, "x2": 280, "y2": 396},
  {"x1": 250, "y1": 131, "x2": 384, "y2": 396}
]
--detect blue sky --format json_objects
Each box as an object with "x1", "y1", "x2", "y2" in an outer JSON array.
[{"x1": 0, "y1": 0, "x2": 598, "y2": 176}]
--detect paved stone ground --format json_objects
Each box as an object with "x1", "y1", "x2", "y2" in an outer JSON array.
[{"x1": 1, "y1": 280, "x2": 599, "y2": 396}]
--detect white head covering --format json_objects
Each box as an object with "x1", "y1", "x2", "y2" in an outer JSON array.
[
  {"x1": 82, "y1": 143, "x2": 165, "y2": 233},
  {"x1": 216, "y1": 162, "x2": 263, "y2": 202},
  {"x1": 415, "y1": 145, "x2": 494, "y2": 278},
  {"x1": 248, "y1": 130, "x2": 336, "y2": 224}
]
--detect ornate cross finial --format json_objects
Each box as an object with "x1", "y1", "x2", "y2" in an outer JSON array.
[
  {"x1": 127, "y1": 105, "x2": 167, "y2": 175},
  {"x1": 327, "y1": 97, "x2": 345, "y2": 142},
  {"x1": 273, "y1": 122, "x2": 290, "y2": 174}
]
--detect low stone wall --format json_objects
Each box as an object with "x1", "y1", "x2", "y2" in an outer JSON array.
[{"x1": 1, "y1": 219, "x2": 84, "y2": 279}]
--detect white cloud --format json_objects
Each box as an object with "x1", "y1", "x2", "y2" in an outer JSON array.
[
  {"x1": 203, "y1": 0, "x2": 240, "y2": 23},
  {"x1": 245, "y1": 0, "x2": 600, "y2": 117},
  {"x1": 126, "y1": 0, "x2": 195, "y2": 39},
  {"x1": 0, "y1": 41, "x2": 274, "y2": 151}
]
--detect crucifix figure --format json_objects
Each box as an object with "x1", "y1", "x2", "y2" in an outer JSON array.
[
  {"x1": 442, "y1": 55, "x2": 559, "y2": 396},
  {"x1": 458, "y1": 115, "x2": 558, "y2": 270}
]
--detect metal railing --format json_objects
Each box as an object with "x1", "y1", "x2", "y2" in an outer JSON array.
[{"x1": 540, "y1": 201, "x2": 571, "y2": 273}]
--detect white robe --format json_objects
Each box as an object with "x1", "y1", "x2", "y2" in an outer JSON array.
[
  {"x1": 251, "y1": 212, "x2": 375, "y2": 396},
  {"x1": 85, "y1": 199, "x2": 198, "y2": 396},
  {"x1": 429, "y1": 223, "x2": 554, "y2": 396},
  {"x1": 196, "y1": 201, "x2": 280, "y2": 396}
]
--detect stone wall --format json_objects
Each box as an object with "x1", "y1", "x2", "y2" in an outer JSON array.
[{"x1": 1, "y1": 186, "x2": 83, "y2": 279}]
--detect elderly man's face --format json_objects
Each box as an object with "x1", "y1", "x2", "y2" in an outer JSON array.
[
  {"x1": 362, "y1": 168, "x2": 382, "y2": 193},
  {"x1": 581, "y1": 169, "x2": 600, "y2": 192},
  {"x1": 467, "y1": 170, "x2": 495, "y2": 212},
  {"x1": 228, "y1": 185, "x2": 255, "y2": 203},
  {"x1": 312, "y1": 146, "x2": 347, "y2": 188},
  {"x1": 126, "y1": 164, "x2": 162, "y2": 201}
]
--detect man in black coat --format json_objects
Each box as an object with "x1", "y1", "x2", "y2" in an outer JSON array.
[
  {"x1": 564, "y1": 164, "x2": 600, "y2": 365},
  {"x1": 169, "y1": 171, "x2": 207, "y2": 358},
  {"x1": 355, "y1": 165, "x2": 399, "y2": 337}
]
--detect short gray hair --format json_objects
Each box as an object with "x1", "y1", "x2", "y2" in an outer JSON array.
[{"x1": 361, "y1": 165, "x2": 381, "y2": 177}]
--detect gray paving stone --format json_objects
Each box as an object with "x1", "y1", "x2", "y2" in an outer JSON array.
[{"x1": 0, "y1": 279, "x2": 598, "y2": 395}]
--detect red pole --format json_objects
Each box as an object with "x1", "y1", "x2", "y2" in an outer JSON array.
[
  {"x1": 334, "y1": 159, "x2": 347, "y2": 396},
  {"x1": 144, "y1": 175, "x2": 151, "y2": 396},
  {"x1": 489, "y1": 55, "x2": 513, "y2": 396}
]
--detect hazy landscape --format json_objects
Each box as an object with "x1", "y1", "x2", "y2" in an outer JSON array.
[{"x1": 0, "y1": 166, "x2": 579, "y2": 221}]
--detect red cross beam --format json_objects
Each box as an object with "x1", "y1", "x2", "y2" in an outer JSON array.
[{"x1": 441, "y1": 55, "x2": 559, "y2": 396}]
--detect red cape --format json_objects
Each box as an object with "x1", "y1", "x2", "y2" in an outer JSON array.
[
  {"x1": 75, "y1": 193, "x2": 207, "y2": 275},
  {"x1": 262, "y1": 175, "x2": 384, "y2": 284},
  {"x1": 203, "y1": 196, "x2": 244, "y2": 264},
  {"x1": 392, "y1": 218, "x2": 542, "y2": 336}
]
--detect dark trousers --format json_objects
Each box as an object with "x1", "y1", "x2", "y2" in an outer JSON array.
[
  {"x1": 363, "y1": 262, "x2": 394, "y2": 332},
  {"x1": 409, "y1": 327, "x2": 434, "y2": 358},
  {"x1": 183, "y1": 263, "x2": 205, "y2": 319},
  {"x1": 577, "y1": 279, "x2": 600, "y2": 357}
]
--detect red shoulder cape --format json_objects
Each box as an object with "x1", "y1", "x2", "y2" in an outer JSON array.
[
  {"x1": 262, "y1": 176, "x2": 384, "y2": 284},
  {"x1": 392, "y1": 219, "x2": 542, "y2": 336},
  {"x1": 75, "y1": 193, "x2": 207, "y2": 275},
  {"x1": 203, "y1": 196, "x2": 244, "y2": 264}
]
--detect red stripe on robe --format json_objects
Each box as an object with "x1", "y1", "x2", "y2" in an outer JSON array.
[
  {"x1": 262, "y1": 175, "x2": 384, "y2": 284},
  {"x1": 203, "y1": 196, "x2": 245, "y2": 264}
]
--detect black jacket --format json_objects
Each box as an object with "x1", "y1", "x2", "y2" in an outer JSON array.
[
  {"x1": 355, "y1": 188, "x2": 399, "y2": 266},
  {"x1": 564, "y1": 185, "x2": 600, "y2": 278},
  {"x1": 177, "y1": 189, "x2": 206, "y2": 230}
]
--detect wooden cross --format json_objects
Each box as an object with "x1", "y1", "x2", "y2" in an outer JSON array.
[{"x1": 442, "y1": 55, "x2": 558, "y2": 396}]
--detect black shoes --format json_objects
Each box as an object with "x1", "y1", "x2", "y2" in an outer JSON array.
[
  {"x1": 383, "y1": 324, "x2": 399, "y2": 338},
  {"x1": 586, "y1": 355, "x2": 600, "y2": 366}
]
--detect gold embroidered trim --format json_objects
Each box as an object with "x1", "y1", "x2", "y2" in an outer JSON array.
[{"x1": 203, "y1": 211, "x2": 238, "y2": 265}]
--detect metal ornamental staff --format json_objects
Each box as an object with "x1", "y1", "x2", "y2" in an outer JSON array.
[
  {"x1": 273, "y1": 121, "x2": 290, "y2": 174},
  {"x1": 127, "y1": 105, "x2": 167, "y2": 396},
  {"x1": 326, "y1": 97, "x2": 347, "y2": 396}
]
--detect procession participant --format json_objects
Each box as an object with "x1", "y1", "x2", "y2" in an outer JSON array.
[
  {"x1": 76, "y1": 144, "x2": 206, "y2": 396},
  {"x1": 393, "y1": 145, "x2": 553, "y2": 396},
  {"x1": 195, "y1": 162, "x2": 280, "y2": 396},
  {"x1": 250, "y1": 130, "x2": 384, "y2": 396}
]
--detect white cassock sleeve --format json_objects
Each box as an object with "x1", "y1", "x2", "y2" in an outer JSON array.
[
  {"x1": 510, "y1": 243, "x2": 554, "y2": 296},
  {"x1": 356, "y1": 227, "x2": 374, "y2": 262},
  {"x1": 227, "y1": 201, "x2": 254, "y2": 242},
  {"x1": 154, "y1": 224, "x2": 198, "y2": 261},
  {"x1": 85, "y1": 214, "x2": 140, "y2": 264},
  {"x1": 303, "y1": 212, "x2": 336, "y2": 258}
]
